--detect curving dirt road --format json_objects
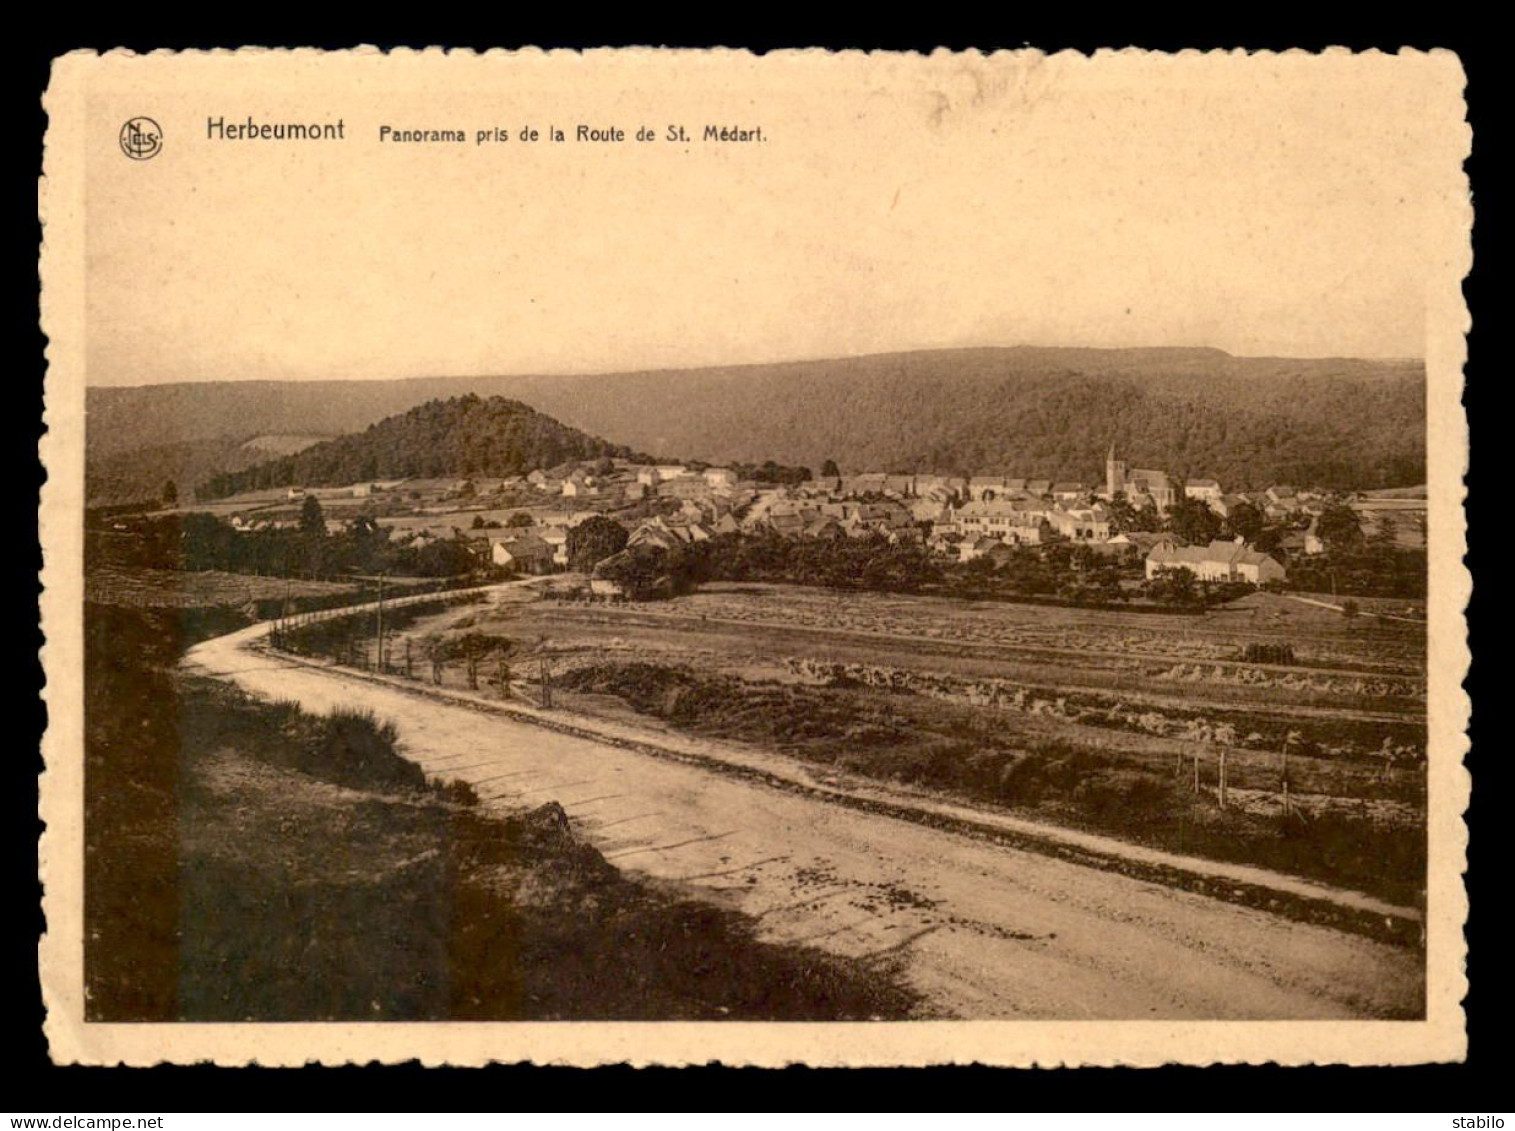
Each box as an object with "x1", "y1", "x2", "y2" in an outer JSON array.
[{"x1": 184, "y1": 602, "x2": 1425, "y2": 1020}]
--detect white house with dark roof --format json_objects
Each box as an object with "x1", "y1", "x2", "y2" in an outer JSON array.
[
  {"x1": 491, "y1": 533, "x2": 556, "y2": 573},
  {"x1": 1145, "y1": 538, "x2": 1285, "y2": 585},
  {"x1": 1049, "y1": 503, "x2": 1112, "y2": 542},
  {"x1": 1207, "y1": 492, "x2": 1248, "y2": 518},
  {"x1": 1051, "y1": 482, "x2": 1087, "y2": 503},
  {"x1": 537, "y1": 525, "x2": 570, "y2": 567},
  {"x1": 959, "y1": 535, "x2": 1017, "y2": 564},
  {"x1": 1185, "y1": 478, "x2": 1223, "y2": 503}
]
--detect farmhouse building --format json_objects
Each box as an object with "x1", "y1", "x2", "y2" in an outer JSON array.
[
  {"x1": 764, "y1": 512, "x2": 807, "y2": 539},
  {"x1": 538, "y1": 526, "x2": 570, "y2": 567},
  {"x1": 959, "y1": 536, "x2": 1018, "y2": 565},
  {"x1": 1185, "y1": 478, "x2": 1223, "y2": 503},
  {"x1": 491, "y1": 534, "x2": 556, "y2": 573},
  {"x1": 1206, "y1": 493, "x2": 1248, "y2": 518},
  {"x1": 927, "y1": 528, "x2": 964, "y2": 556},
  {"x1": 1109, "y1": 532, "x2": 1176, "y2": 553},
  {"x1": 1049, "y1": 504, "x2": 1112, "y2": 542},
  {"x1": 1145, "y1": 538, "x2": 1286, "y2": 585},
  {"x1": 803, "y1": 516, "x2": 847, "y2": 540}
]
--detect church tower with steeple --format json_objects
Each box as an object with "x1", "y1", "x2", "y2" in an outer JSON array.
[{"x1": 1105, "y1": 443, "x2": 1127, "y2": 498}]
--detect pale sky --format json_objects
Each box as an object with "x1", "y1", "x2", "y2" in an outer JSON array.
[{"x1": 81, "y1": 51, "x2": 1460, "y2": 386}]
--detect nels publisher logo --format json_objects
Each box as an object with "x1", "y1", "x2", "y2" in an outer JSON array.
[{"x1": 119, "y1": 117, "x2": 163, "y2": 160}]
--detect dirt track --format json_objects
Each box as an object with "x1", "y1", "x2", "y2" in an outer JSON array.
[{"x1": 185, "y1": 609, "x2": 1425, "y2": 1020}]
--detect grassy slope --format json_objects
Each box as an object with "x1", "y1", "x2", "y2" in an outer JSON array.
[{"x1": 84, "y1": 605, "x2": 920, "y2": 1022}]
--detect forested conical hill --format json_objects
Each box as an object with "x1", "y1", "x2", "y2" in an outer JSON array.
[{"x1": 198, "y1": 395, "x2": 645, "y2": 498}]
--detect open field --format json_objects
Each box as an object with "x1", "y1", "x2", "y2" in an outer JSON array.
[
  {"x1": 376, "y1": 505, "x2": 558, "y2": 537},
  {"x1": 378, "y1": 581, "x2": 1426, "y2": 677},
  {"x1": 640, "y1": 584, "x2": 1427, "y2": 673},
  {"x1": 84, "y1": 566, "x2": 450, "y2": 611},
  {"x1": 344, "y1": 581, "x2": 1426, "y2": 907},
  {"x1": 466, "y1": 583, "x2": 1426, "y2": 726},
  {"x1": 1282, "y1": 592, "x2": 1428, "y2": 623},
  {"x1": 85, "y1": 566, "x2": 362, "y2": 609}
]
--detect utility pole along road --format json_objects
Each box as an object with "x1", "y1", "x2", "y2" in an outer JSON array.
[{"x1": 185, "y1": 609, "x2": 1424, "y2": 1020}]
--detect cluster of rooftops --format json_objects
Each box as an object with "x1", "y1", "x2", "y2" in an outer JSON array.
[{"x1": 265, "y1": 451, "x2": 1353, "y2": 583}]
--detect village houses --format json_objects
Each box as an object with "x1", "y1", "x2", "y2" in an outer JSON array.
[
  {"x1": 398, "y1": 441, "x2": 1307, "y2": 593},
  {"x1": 955, "y1": 499, "x2": 1054, "y2": 545}
]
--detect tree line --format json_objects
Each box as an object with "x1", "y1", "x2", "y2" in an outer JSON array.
[{"x1": 90, "y1": 499, "x2": 485, "y2": 581}]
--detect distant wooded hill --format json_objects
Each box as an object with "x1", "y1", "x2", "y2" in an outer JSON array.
[
  {"x1": 197, "y1": 395, "x2": 643, "y2": 498},
  {"x1": 89, "y1": 346, "x2": 1426, "y2": 499},
  {"x1": 87, "y1": 435, "x2": 333, "y2": 506}
]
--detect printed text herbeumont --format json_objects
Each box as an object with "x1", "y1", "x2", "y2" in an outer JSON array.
[{"x1": 207, "y1": 116, "x2": 346, "y2": 141}]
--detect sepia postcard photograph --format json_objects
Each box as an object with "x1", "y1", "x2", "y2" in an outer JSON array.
[{"x1": 38, "y1": 46, "x2": 1471, "y2": 1068}]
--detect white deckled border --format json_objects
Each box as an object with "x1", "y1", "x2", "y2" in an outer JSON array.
[{"x1": 39, "y1": 45, "x2": 1471, "y2": 1067}]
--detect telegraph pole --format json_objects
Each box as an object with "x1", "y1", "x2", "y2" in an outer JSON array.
[
  {"x1": 375, "y1": 574, "x2": 385, "y2": 672},
  {"x1": 538, "y1": 653, "x2": 553, "y2": 709},
  {"x1": 537, "y1": 634, "x2": 552, "y2": 708},
  {"x1": 1280, "y1": 733, "x2": 1295, "y2": 817}
]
